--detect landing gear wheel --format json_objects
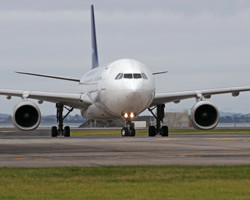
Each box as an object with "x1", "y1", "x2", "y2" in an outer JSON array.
[
  {"x1": 148, "y1": 104, "x2": 170, "y2": 137},
  {"x1": 161, "y1": 126, "x2": 169, "y2": 137},
  {"x1": 51, "y1": 104, "x2": 74, "y2": 137},
  {"x1": 121, "y1": 127, "x2": 129, "y2": 137},
  {"x1": 64, "y1": 126, "x2": 70, "y2": 137},
  {"x1": 51, "y1": 126, "x2": 58, "y2": 137},
  {"x1": 129, "y1": 127, "x2": 136, "y2": 137},
  {"x1": 149, "y1": 126, "x2": 156, "y2": 137}
]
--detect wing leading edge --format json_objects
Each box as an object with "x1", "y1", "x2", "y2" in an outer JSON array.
[
  {"x1": 151, "y1": 86, "x2": 250, "y2": 106},
  {"x1": 0, "y1": 89, "x2": 92, "y2": 109}
]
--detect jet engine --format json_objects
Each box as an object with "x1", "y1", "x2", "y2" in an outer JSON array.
[
  {"x1": 190, "y1": 101, "x2": 220, "y2": 130},
  {"x1": 12, "y1": 102, "x2": 41, "y2": 131}
]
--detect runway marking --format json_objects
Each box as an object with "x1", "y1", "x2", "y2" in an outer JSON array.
[
  {"x1": 182, "y1": 152, "x2": 250, "y2": 157},
  {"x1": 156, "y1": 138, "x2": 183, "y2": 141},
  {"x1": 13, "y1": 158, "x2": 26, "y2": 160},
  {"x1": 205, "y1": 138, "x2": 240, "y2": 141},
  {"x1": 157, "y1": 138, "x2": 249, "y2": 142},
  {"x1": 0, "y1": 130, "x2": 16, "y2": 133},
  {"x1": 205, "y1": 138, "x2": 250, "y2": 142}
]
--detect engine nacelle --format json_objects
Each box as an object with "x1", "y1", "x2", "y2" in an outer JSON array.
[
  {"x1": 12, "y1": 102, "x2": 41, "y2": 131},
  {"x1": 190, "y1": 101, "x2": 220, "y2": 130}
]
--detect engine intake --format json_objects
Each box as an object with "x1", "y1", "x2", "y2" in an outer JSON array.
[
  {"x1": 190, "y1": 101, "x2": 220, "y2": 130},
  {"x1": 12, "y1": 102, "x2": 41, "y2": 131}
]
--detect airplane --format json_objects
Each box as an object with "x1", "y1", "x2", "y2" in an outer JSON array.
[{"x1": 1, "y1": 4, "x2": 250, "y2": 137}]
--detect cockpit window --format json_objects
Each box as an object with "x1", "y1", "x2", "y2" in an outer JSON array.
[
  {"x1": 115, "y1": 73, "x2": 123, "y2": 79},
  {"x1": 133, "y1": 73, "x2": 142, "y2": 79},
  {"x1": 115, "y1": 73, "x2": 148, "y2": 80},
  {"x1": 124, "y1": 74, "x2": 133, "y2": 79},
  {"x1": 142, "y1": 73, "x2": 148, "y2": 79}
]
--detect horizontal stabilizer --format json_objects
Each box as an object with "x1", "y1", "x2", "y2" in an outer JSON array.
[
  {"x1": 16, "y1": 71, "x2": 80, "y2": 82},
  {"x1": 152, "y1": 71, "x2": 168, "y2": 75}
]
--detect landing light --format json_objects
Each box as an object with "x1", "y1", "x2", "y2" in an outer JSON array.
[
  {"x1": 124, "y1": 113, "x2": 129, "y2": 119},
  {"x1": 123, "y1": 112, "x2": 135, "y2": 119},
  {"x1": 130, "y1": 112, "x2": 135, "y2": 119}
]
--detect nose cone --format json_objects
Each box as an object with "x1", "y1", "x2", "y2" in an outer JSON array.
[
  {"x1": 122, "y1": 89, "x2": 151, "y2": 113},
  {"x1": 103, "y1": 80, "x2": 154, "y2": 117},
  {"x1": 122, "y1": 81, "x2": 145, "y2": 102},
  {"x1": 99, "y1": 59, "x2": 155, "y2": 117},
  {"x1": 126, "y1": 79, "x2": 142, "y2": 93}
]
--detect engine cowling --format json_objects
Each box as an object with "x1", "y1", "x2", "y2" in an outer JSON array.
[
  {"x1": 190, "y1": 101, "x2": 220, "y2": 130},
  {"x1": 12, "y1": 102, "x2": 41, "y2": 131}
]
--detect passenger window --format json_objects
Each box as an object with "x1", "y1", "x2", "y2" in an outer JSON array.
[
  {"x1": 133, "y1": 74, "x2": 142, "y2": 79},
  {"x1": 142, "y1": 73, "x2": 148, "y2": 79},
  {"x1": 124, "y1": 74, "x2": 133, "y2": 79}
]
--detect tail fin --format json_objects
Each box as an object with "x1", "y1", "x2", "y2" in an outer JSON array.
[{"x1": 91, "y1": 5, "x2": 99, "y2": 69}]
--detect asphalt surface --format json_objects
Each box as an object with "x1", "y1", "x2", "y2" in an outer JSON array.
[{"x1": 0, "y1": 128, "x2": 250, "y2": 167}]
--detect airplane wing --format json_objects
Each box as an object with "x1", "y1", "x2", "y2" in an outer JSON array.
[
  {"x1": 151, "y1": 86, "x2": 250, "y2": 106},
  {"x1": 0, "y1": 89, "x2": 92, "y2": 109}
]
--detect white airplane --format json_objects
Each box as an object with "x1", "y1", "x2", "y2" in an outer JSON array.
[{"x1": 1, "y1": 5, "x2": 250, "y2": 137}]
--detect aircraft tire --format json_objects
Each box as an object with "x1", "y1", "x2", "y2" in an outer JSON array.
[
  {"x1": 51, "y1": 126, "x2": 58, "y2": 137},
  {"x1": 121, "y1": 127, "x2": 129, "y2": 137},
  {"x1": 64, "y1": 126, "x2": 70, "y2": 137},
  {"x1": 129, "y1": 127, "x2": 136, "y2": 137},
  {"x1": 161, "y1": 126, "x2": 169, "y2": 137},
  {"x1": 148, "y1": 126, "x2": 156, "y2": 137}
]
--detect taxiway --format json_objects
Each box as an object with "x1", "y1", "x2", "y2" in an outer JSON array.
[{"x1": 0, "y1": 129, "x2": 250, "y2": 167}]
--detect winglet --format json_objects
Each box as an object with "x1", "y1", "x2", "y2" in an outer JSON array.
[{"x1": 91, "y1": 5, "x2": 99, "y2": 69}]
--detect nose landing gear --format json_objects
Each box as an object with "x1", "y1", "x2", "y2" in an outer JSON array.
[
  {"x1": 121, "y1": 119, "x2": 135, "y2": 137},
  {"x1": 148, "y1": 104, "x2": 168, "y2": 137},
  {"x1": 51, "y1": 103, "x2": 74, "y2": 137}
]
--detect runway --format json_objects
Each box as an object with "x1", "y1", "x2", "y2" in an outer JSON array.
[{"x1": 0, "y1": 129, "x2": 250, "y2": 167}]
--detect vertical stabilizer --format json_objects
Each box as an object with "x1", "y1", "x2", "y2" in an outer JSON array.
[{"x1": 91, "y1": 5, "x2": 99, "y2": 69}]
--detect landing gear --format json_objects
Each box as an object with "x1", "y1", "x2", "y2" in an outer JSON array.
[
  {"x1": 121, "y1": 119, "x2": 136, "y2": 137},
  {"x1": 148, "y1": 104, "x2": 169, "y2": 137},
  {"x1": 51, "y1": 103, "x2": 74, "y2": 137},
  {"x1": 161, "y1": 126, "x2": 169, "y2": 137},
  {"x1": 51, "y1": 126, "x2": 58, "y2": 137},
  {"x1": 148, "y1": 126, "x2": 156, "y2": 137},
  {"x1": 121, "y1": 127, "x2": 129, "y2": 137},
  {"x1": 64, "y1": 126, "x2": 70, "y2": 137}
]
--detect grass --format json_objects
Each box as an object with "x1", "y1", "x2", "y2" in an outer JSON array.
[
  {"x1": 0, "y1": 166, "x2": 250, "y2": 199},
  {"x1": 71, "y1": 129, "x2": 250, "y2": 136}
]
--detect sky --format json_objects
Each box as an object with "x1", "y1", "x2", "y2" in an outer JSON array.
[{"x1": 1, "y1": 0, "x2": 250, "y2": 116}]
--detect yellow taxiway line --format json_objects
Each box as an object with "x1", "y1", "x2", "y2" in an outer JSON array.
[
  {"x1": 156, "y1": 138, "x2": 183, "y2": 141},
  {"x1": 157, "y1": 137, "x2": 250, "y2": 142},
  {"x1": 182, "y1": 151, "x2": 250, "y2": 157},
  {"x1": 0, "y1": 130, "x2": 16, "y2": 133}
]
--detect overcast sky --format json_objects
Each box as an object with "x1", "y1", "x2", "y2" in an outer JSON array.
[{"x1": 1, "y1": 0, "x2": 250, "y2": 115}]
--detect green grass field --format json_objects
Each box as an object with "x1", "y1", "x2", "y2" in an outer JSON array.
[
  {"x1": 71, "y1": 129, "x2": 250, "y2": 136},
  {"x1": 0, "y1": 166, "x2": 250, "y2": 200}
]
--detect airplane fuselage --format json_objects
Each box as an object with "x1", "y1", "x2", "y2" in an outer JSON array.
[{"x1": 79, "y1": 59, "x2": 155, "y2": 120}]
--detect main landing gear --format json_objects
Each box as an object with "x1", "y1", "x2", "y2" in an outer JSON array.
[
  {"x1": 121, "y1": 119, "x2": 136, "y2": 137},
  {"x1": 51, "y1": 103, "x2": 74, "y2": 137},
  {"x1": 148, "y1": 104, "x2": 168, "y2": 137}
]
